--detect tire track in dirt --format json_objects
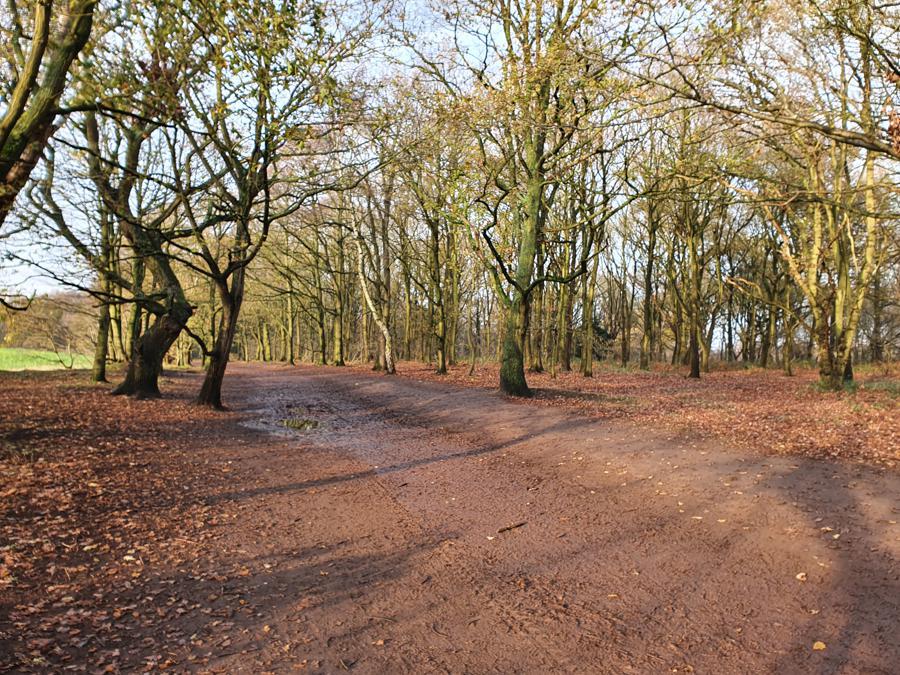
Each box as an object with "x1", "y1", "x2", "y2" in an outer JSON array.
[{"x1": 207, "y1": 363, "x2": 899, "y2": 674}]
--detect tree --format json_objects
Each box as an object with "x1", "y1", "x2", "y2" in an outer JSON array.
[
  {"x1": 412, "y1": 0, "x2": 637, "y2": 394},
  {"x1": 0, "y1": 0, "x2": 97, "y2": 231},
  {"x1": 164, "y1": 0, "x2": 366, "y2": 407}
]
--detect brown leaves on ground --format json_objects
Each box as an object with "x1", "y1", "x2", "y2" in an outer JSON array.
[
  {"x1": 1, "y1": 361, "x2": 897, "y2": 670},
  {"x1": 0, "y1": 370, "x2": 245, "y2": 672},
  {"x1": 379, "y1": 361, "x2": 899, "y2": 469}
]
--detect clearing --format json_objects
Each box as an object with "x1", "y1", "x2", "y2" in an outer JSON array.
[
  {"x1": 0, "y1": 348, "x2": 91, "y2": 372},
  {"x1": 1, "y1": 364, "x2": 898, "y2": 673}
]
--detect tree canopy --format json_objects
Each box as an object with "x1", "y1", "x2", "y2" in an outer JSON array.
[{"x1": 1, "y1": 0, "x2": 898, "y2": 401}]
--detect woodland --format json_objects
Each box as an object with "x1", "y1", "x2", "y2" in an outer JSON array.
[
  {"x1": 0, "y1": 0, "x2": 898, "y2": 407},
  {"x1": 2, "y1": 1, "x2": 900, "y2": 671}
]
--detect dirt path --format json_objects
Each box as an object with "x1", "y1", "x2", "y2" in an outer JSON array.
[
  {"x1": 3, "y1": 363, "x2": 899, "y2": 673},
  {"x1": 188, "y1": 363, "x2": 898, "y2": 674}
]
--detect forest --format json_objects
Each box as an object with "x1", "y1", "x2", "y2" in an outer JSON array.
[
  {"x1": 1, "y1": 0, "x2": 899, "y2": 672},
  {"x1": 1, "y1": 0, "x2": 898, "y2": 405}
]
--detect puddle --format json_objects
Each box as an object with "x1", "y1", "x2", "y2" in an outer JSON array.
[
  {"x1": 237, "y1": 399, "x2": 333, "y2": 438},
  {"x1": 282, "y1": 418, "x2": 320, "y2": 431}
]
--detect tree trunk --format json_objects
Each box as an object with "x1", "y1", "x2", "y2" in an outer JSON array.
[
  {"x1": 332, "y1": 301, "x2": 345, "y2": 366},
  {"x1": 109, "y1": 297, "x2": 124, "y2": 362},
  {"x1": 500, "y1": 297, "x2": 530, "y2": 395},
  {"x1": 528, "y1": 266, "x2": 544, "y2": 373},
  {"x1": 760, "y1": 307, "x2": 776, "y2": 368},
  {"x1": 446, "y1": 228, "x2": 460, "y2": 366},
  {"x1": 581, "y1": 257, "x2": 598, "y2": 377},
  {"x1": 112, "y1": 304, "x2": 190, "y2": 398},
  {"x1": 640, "y1": 199, "x2": 658, "y2": 370},
  {"x1": 467, "y1": 306, "x2": 478, "y2": 375},
  {"x1": 687, "y1": 226, "x2": 701, "y2": 378},
  {"x1": 725, "y1": 296, "x2": 735, "y2": 362},
  {"x1": 701, "y1": 311, "x2": 716, "y2": 373},
  {"x1": 89, "y1": 205, "x2": 114, "y2": 382},
  {"x1": 688, "y1": 318, "x2": 701, "y2": 379},
  {"x1": 843, "y1": 353, "x2": 854, "y2": 383},
  {"x1": 499, "y1": 143, "x2": 541, "y2": 396},
  {"x1": 286, "y1": 290, "x2": 296, "y2": 364},
  {"x1": 558, "y1": 283, "x2": 572, "y2": 372},
  {"x1": 815, "y1": 321, "x2": 841, "y2": 390},
  {"x1": 354, "y1": 235, "x2": 395, "y2": 374},
  {"x1": 620, "y1": 279, "x2": 630, "y2": 368},
  {"x1": 262, "y1": 323, "x2": 273, "y2": 362},
  {"x1": 783, "y1": 326, "x2": 794, "y2": 376},
  {"x1": 434, "y1": 303, "x2": 447, "y2": 374},
  {"x1": 428, "y1": 218, "x2": 447, "y2": 374},
  {"x1": 197, "y1": 292, "x2": 242, "y2": 409},
  {"x1": 870, "y1": 273, "x2": 884, "y2": 362},
  {"x1": 92, "y1": 300, "x2": 110, "y2": 382}
]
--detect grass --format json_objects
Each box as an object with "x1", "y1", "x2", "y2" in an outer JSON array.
[
  {"x1": 0, "y1": 347, "x2": 92, "y2": 371},
  {"x1": 861, "y1": 379, "x2": 900, "y2": 397}
]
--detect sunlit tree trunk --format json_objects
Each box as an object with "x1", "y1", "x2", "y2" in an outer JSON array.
[
  {"x1": 499, "y1": 142, "x2": 542, "y2": 396},
  {"x1": 581, "y1": 256, "x2": 598, "y2": 378}
]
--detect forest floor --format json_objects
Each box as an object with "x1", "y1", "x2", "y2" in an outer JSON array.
[
  {"x1": 387, "y1": 360, "x2": 900, "y2": 468},
  {"x1": 1, "y1": 363, "x2": 898, "y2": 673}
]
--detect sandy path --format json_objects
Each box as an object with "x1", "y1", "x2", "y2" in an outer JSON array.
[{"x1": 193, "y1": 363, "x2": 899, "y2": 674}]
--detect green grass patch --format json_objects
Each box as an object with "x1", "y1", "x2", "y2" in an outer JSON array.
[
  {"x1": 811, "y1": 380, "x2": 857, "y2": 395},
  {"x1": 861, "y1": 379, "x2": 900, "y2": 397},
  {"x1": 0, "y1": 347, "x2": 92, "y2": 371},
  {"x1": 809, "y1": 376, "x2": 900, "y2": 398}
]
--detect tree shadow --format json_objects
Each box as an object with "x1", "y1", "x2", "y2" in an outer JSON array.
[
  {"x1": 761, "y1": 459, "x2": 900, "y2": 674},
  {"x1": 206, "y1": 366, "x2": 900, "y2": 671},
  {"x1": 207, "y1": 414, "x2": 601, "y2": 505}
]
